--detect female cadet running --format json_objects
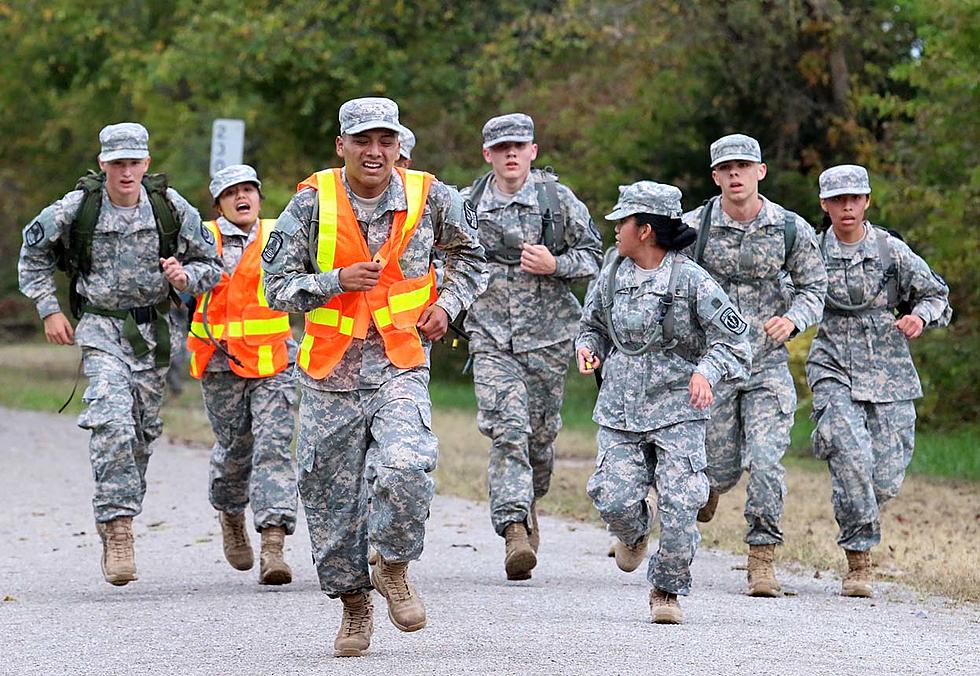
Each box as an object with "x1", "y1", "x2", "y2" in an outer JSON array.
[
  {"x1": 576, "y1": 182, "x2": 752, "y2": 624},
  {"x1": 807, "y1": 165, "x2": 951, "y2": 597}
]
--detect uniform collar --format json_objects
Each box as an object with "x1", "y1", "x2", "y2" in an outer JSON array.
[
  {"x1": 215, "y1": 216, "x2": 257, "y2": 238},
  {"x1": 482, "y1": 173, "x2": 539, "y2": 210},
  {"x1": 824, "y1": 221, "x2": 875, "y2": 261},
  {"x1": 341, "y1": 168, "x2": 407, "y2": 222}
]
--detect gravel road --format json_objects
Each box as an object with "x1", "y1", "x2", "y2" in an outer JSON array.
[{"x1": 1, "y1": 406, "x2": 977, "y2": 675}]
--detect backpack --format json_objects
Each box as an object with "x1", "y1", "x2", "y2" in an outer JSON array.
[
  {"x1": 55, "y1": 171, "x2": 181, "y2": 318},
  {"x1": 820, "y1": 226, "x2": 906, "y2": 315},
  {"x1": 693, "y1": 196, "x2": 797, "y2": 269},
  {"x1": 465, "y1": 167, "x2": 566, "y2": 263}
]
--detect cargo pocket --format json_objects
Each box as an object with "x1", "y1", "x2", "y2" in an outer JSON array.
[
  {"x1": 810, "y1": 398, "x2": 835, "y2": 460},
  {"x1": 473, "y1": 377, "x2": 501, "y2": 437}
]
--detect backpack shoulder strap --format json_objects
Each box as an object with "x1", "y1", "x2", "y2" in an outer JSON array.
[
  {"x1": 466, "y1": 171, "x2": 493, "y2": 209},
  {"x1": 692, "y1": 197, "x2": 716, "y2": 264},
  {"x1": 68, "y1": 171, "x2": 105, "y2": 278},
  {"x1": 874, "y1": 227, "x2": 898, "y2": 308},
  {"x1": 534, "y1": 169, "x2": 565, "y2": 254},
  {"x1": 783, "y1": 209, "x2": 797, "y2": 262},
  {"x1": 660, "y1": 253, "x2": 685, "y2": 347},
  {"x1": 142, "y1": 173, "x2": 180, "y2": 260}
]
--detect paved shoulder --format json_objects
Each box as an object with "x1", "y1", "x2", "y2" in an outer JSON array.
[{"x1": 0, "y1": 407, "x2": 976, "y2": 675}]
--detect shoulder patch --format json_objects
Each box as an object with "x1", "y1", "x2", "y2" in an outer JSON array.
[
  {"x1": 262, "y1": 231, "x2": 284, "y2": 264},
  {"x1": 463, "y1": 201, "x2": 478, "y2": 230},
  {"x1": 25, "y1": 221, "x2": 45, "y2": 247},
  {"x1": 200, "y1": 221, "x2": 215, "y2": 245},
  {"x1": 719, "y1": 307, "x2": 748, "y2": 335}
]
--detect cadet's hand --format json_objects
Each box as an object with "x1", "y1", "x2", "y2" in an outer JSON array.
[
  {"x1": 520, "y1": 244, "x2": 557, "y2": 275},
  {"x1": 160, "y1": 257, "x2": 189, "y2": 292},
  {"x1": 43, "y1": 312, "x2": 75, "y2": 345},
  {"x1": 763, "y1": 316, "x2": 796, "y2": 343},
  {"x1": 339, "y1": 262, "x2": 383, "y2": 291},
  {"x1": 577, "y1": 348, "x2": 601, "y2": 375},
  {"x1": 417, "y1": 305, "x2": 449, "y2": 341},
  {"x1": 688, "y1": 373, "x2": 713, "y2": 410},
  {"x1": 895, "y1": 314, "x2": 925, "y2": 340}
]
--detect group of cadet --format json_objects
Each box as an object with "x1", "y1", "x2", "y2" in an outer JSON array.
[{"x1": 17, "y1": 95, "x2": 951, "y2": 658}]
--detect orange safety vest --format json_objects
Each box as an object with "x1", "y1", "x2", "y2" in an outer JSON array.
[
  {"x1": 187, "y1": 218, "x2": 292, "y2": 379},
  {"x1": 297, "y1": 167, "x2": 437, "y2": 379}
]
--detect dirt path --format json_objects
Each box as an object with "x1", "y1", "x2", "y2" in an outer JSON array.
[{"x1": 1, "y1": 407, "x2": 977, "y2": 675}]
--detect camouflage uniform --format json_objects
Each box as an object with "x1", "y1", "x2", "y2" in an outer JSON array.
[
  {"x1": 682, "y1": 135, "x2": 827, "y2": 546},
  {"x1": 579, "y1": 182, "x2": 751, "y2": 594},
  {"x1": 463, "y1": 113, "x2": 602, "y2": 536},
  {"x1": 18, "y1": 123, "x2": 222, "y2": 523},
  {"x1": 262, "y1": 101, "x2": 486, "y2": 596},
  {"x1": 807, "y1": 165, "x2": 951, "y2": 552}
]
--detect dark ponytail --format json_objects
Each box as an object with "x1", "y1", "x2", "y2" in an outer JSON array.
[{"x1": 634, "y1": 213, "x2": 697, "y2": 251}]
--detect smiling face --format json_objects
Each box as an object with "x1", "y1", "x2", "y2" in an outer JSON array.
[
  {"x1": 336, "y1": 128, "x2": 400, "y2": 198},
  {"x1": 217, "y1": 181, "x2": 261, "y2": 229},
  {"x1": 711, "y1": 159, "x2": 767, "y2": 206},
  {"x1": 483, "y1": 141, "x2": 538, "y2": 186},
  {"x1": 821, "y1": 193, "x2": 870, "y2": 242},
  {"x1": 98, "y1": 157, "x2": 150, "y2": 207}
]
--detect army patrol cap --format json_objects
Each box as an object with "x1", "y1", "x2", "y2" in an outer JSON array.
[
  {"x1": 710, "y1": 133, "x2": 762, "y2": 167},
  {"x1": 399, "y1": 126, "x2": 416, "y2": 160},
  {"x1": 339, "y1": 97, "x2": 402, "y2": 136},
  {"x1": 98, "y1": 122, "x2": 150, "y2": 162},
  {"x1": 819, "y1": 164, "x2": 871, "y2": 199},
  {"x1": 605, "y1": 181, "x2": 683, "y2": 221},
  {"x1": 209, "y1": 164, "x2": 262, "y2": 200},
  {"x1": 482, "y1": 113, "x2": 534, "y2": 148}
]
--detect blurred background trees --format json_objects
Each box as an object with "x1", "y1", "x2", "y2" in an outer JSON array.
[{"x1": 1, "y1": 0, "x2": 975, "y2": 425}]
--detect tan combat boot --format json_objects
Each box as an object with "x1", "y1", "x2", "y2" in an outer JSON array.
[
  {"x1": 219, "y1": 512, "x2": 254, "y2": 571},
  {"x1": 528, "y1": 502, "x2": 540, "y2": 554},
  {"x1": 334, "y1": 591, "x2": 374, "y2": 657},
  {"x1": 259, "y1": 526, "x2": 292, "y2": 585},
  {"x1": 697, "y1": 488, "x2": 720, "y2": 523},
  {"x1": 370, "y1": 556, "x2": 426, "y2": 632},
  {"x1": 613, "y1": 533, "x2": 649, "y2": 573},
  {"x1": 841, "y1": 549, "x2": 873, "y2": 598},
  {"x1": 97, "y1": 516, "x2": 137, "y2": 586},
  {"x1": 747, "y1": 544, "x2": 781, "y2": 597},
  {"x1": 649, "y1": 588, "x2": 683, "y2": 624},
  {"x1": 503, "y1": 522, "x2": 537, "y2": 581}
]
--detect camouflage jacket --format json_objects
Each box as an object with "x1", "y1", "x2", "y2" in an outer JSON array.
[
  {"x1": 262, "y1": 169, "x2": 487, "y2": 392},
  {"x1": 806, "y1": 223, "x2": 951, "y2": 402},
  {"x1": 18, "y1": 185, "x2": 221, "y2": 362},
  {"x1": 577, "y1": 252, "x2": 752, "y2": 433},
  {"x1": 462, "y1": 173, "x2": 602, "y2": 353},
  {"x1": 682, "y1": 196, "x2": 827, "y2": 372}
]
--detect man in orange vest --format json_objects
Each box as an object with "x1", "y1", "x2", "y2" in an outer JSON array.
[
  {"x1": 262, "y1": 97, "x2": 486, "y2": 658},
  {"x1": 187, "y1": 164, "x2": 298, "y2": 586}
]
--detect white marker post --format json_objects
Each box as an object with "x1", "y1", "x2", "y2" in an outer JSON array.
[{"x1": 210, "y1": 119, "x2": 245, "y2": 177}]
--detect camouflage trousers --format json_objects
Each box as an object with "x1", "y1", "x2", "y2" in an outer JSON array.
[
  {"x1": 706, "y1": 362, "x2": 794, "y2": 546},
  {"x1": 811, "y1": 380, "x2": 916, "y2": 551},
  {"x1": 77, "y1": 347, "x2": 165, "y2": 523},
  {"x1": 587, "y1": 422, "x2": 709, "y2": 595},
  {"x1": 472, "y1": 340, "x2": 570, "y2": 536},
  {"x1": 201, "y1": 369, "x2": 298, "y2": 533},
  {"x1": 296, "y1": 370, "x2": 437, "y2": 596}
]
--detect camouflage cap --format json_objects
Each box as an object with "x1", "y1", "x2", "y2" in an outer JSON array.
[
  {"x1": 98, "y1": 122, "x2": 149, "y2": 162},
  {"x1": 339, "y1": 97, "x2": 402, "y2": 135},
  {"x1": 605, "y1": 181, "x2": 683, "y2": 221},
  {"x1": 209, "y1": 164, "x2": 262, "y2": 200},
  {"x1": 819, "y1": 164, "x2": 871, "y2": 199},
  {"x1": 709, "y1": 133, "x2": 762, "y2": 167},
  {"x1": 482, "y1": 113, "x2": 534, "y2": 148},
  {"x1": 399, "y1": 125, "x2": 416, "y2": 160}
]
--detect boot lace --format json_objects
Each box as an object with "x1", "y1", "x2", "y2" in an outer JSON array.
[
  {"x1": 224, "y1": 516, "x2": 249, "y2": 550},
  {"x1": 380, "y1": 562, "x2": 413, "y2": 602},
  {"x1": 106, "y1": 523, "x2": 132, "y2": 559},
  {"x1": 341, "y1": 597, "x2": 372, "y2": 634}
]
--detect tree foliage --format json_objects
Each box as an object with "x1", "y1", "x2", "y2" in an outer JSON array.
[{"x1": 1, "y1": 0, "x2": 975, "y2": 424}]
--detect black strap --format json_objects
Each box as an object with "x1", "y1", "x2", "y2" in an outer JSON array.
[
  {"x1": 692, "y1": 197, "x2": 716, "y2": 265},
  {"x1": 82, "y1": 300, "x2": 172, "y2": 368},
  {"x1": 58, "y1": 357, "x2": 84, "y2": 414}
]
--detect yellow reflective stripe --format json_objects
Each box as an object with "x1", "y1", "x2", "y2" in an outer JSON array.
[
  {"x1": 206, "y1": 220, "x2": 223, "y2": 255},
  {"x1": 308, "y1": 307, "x2": 340, "y2": 327},
  {"x1": 316, "y1": 171, "x2": 338, "y2": 272},
  {"x1": 255, "y1": 219, "x2": 278, "y2": 308},
  {"x1": 189, "y1": 352, "x2": 201, "y2": 377},
  {"x1": 389, "y1": 281, "x2": 432, "y2": 314},
  {"x1": 298, "y1": 334, "x2": 314, "y2": 369},
  {"x1": 190, "y1": 321, "x2": 224, "y2": 339},
  {"x1": 226, "y1": 316, "x2": 291, "y2": 338},
  {"x1": 339, "y1": 315, "x2": 354, "y2": 335},
  {"x1": 256, "y1": 345, "x2": 275, "y2": 376},
  {"x1": 373, "y1": 306, "x2": 392, "y2": 328},
  {"x1": 402, "y1": 171, "x2": 426, "y2": 237}
]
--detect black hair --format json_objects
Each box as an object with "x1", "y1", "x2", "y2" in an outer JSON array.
[
  {"x1": 213, "y1": 182, "x2": 263, "y2": 207},
  {"x1": 633, "y1": 213, "x2": 697, "y2": 251}
]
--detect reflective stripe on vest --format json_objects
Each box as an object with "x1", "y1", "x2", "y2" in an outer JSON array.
[
  {"x1": 187, "y1": 219, "x2": 291, "y2": 378},
  {"x1": 297, "y1": 167, "x2": 436, "y2": 379}
]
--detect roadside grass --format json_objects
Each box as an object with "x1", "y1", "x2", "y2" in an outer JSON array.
[{"x1": 2, "y1": 341, "x2": 977, "y2": 601}]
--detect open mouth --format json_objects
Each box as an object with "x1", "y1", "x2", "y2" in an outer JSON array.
[
  {"x1": 363, "y1": 161, "x2": 383, "y2": 171},
  {"x1": 235, "y1": 202, "x2": 251, "y2": 213}
]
